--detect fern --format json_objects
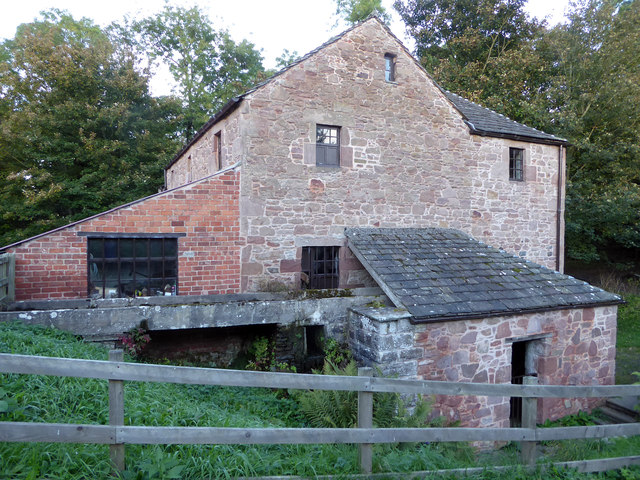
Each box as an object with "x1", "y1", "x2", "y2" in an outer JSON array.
[{"x1": 296, "y1": 360, "x2": 432, "y2": 430}]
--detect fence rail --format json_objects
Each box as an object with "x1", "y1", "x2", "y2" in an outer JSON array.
[
  {"x1": 0, "y1": 253, "x2": 15, "y2": 306},
  {"x1": 1, "y1": 351, "x2": 639, "y2": 478}
]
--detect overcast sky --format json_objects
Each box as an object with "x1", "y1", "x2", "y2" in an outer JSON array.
[{"x1": 1, "y1": 0, "x2": 571, "y2": 95}]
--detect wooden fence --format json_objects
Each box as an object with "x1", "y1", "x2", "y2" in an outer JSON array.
[
  {"x1": 0, "y1": 253, "x2": 15, "y2": 306},
  {"x1": 1, "y1": 351, "x2": 640, "y2": 479}
]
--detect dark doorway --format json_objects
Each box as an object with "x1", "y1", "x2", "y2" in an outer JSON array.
[{"x1": 510, "y1": 341, "x2": 527, "y2": 427}]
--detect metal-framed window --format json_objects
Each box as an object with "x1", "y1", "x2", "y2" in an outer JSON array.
[
  {"x1": 384, "y1": 53, "x2": 396, "y2": 82},
  {"x1": 301, "y1": 246, "x2": 339, "y2": 289},
  {"x1": 509, "y1": 147, "x2": 524, "y2": 181},
  {"x1": 87, "y1": 237, "x2": 178, "y2": 299},
  {"x1": 316, "y1": 125, "x2": 340, "y2": 167}
]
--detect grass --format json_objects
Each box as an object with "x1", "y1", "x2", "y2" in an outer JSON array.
[
  {"x1": 615, "y1": 294, "x2": 640, "y2": 384},
  {"x1": 1, "y1": 320, "x2": 639, "y2": 479}
]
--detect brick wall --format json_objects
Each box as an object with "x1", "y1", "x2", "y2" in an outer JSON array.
[{"x1": 7, "y1": 168, "x2": 242, "y2": 301}]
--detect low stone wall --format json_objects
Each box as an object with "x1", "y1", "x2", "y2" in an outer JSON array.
[{"x1": 1, "y1": 288, "x2": 385, "y2": 342}]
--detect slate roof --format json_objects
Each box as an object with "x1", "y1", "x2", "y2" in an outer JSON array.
[
  {"x1": 442, "y1": 91, "x2": 567, "y2": 145},
  {"x1": 345, "y1": 228, "x2": 621, "y2": 322}
]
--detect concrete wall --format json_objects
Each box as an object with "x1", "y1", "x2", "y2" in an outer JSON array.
[
  {"x1": 349, "y1": 305, "x2": 617, "y2": 428},
  {"x1": 6, "y1": 168, "x2": 242, "y2": 301},
  {"x1": 2, "y1": 289, "x2": 384, "y2": 343}
]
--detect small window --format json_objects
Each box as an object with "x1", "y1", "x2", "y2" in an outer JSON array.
[
  {"x1": 214, "y1": 131, "x2": 222, "y2": 170},
  {"x1": 301, "y1": 246, "x2": 339, "y2": 289},
  {"x1": 509, "y1": 148, "x2": 524, "y2": 181},
  {"x1": 316, "y1": 125, "x2": 340, "y2": 167},
  {"x1": 384, "y1": 53, "x2": 396, "y2": 82},
  {"x1": 88, "y1": 237, "x2": 178, "y2": 299}
]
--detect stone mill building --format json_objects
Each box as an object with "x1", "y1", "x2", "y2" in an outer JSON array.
[{"x1": 1, "y1": 17, "x2": 621, "y2": 428}]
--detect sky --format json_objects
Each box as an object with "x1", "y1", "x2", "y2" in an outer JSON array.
[{"x1": 0, "y1": 0, "x2": 572, "y2": 96}]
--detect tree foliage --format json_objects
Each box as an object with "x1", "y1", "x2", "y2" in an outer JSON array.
[
  {"x1": 334, "y1": 0, "x2": 391, "y2": 25},
  {"x1": 131, "y1": 5, "x2": 267, "y2": 139},
  {"x1": 395, "y1": 0, "x2": 640, "y2": 266},
  {"x1": 545, "y1": 0, "x2": 640, "y2": 263},
  {"x1": 394, "y1": 0, "x2": 546, "y2": 123},
  {"x1": 0, "y1": 10, "x2": 181, "y2": 246}
]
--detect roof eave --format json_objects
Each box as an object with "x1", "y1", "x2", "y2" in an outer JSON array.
[
  {"x1": 409, "y1": 299, "x2": 624, "y2": 324},
  {"x1": 467, "y1": 126, "x2": 569, "y2": 147},
  {"x1": 165, "y1": 97, "x2": 243, "y2": 171}
]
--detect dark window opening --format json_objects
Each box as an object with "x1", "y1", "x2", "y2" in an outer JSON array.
[
  {"x1": 301, "y1": 246, "x2": 340, "y2": 289},
  {"x1": 214, "y1": 131, "x2": 222, "y2": 170},
  {"x1": 385, "y1": 53, "x2": 396, "y2": 82},
  {"x1": 316, "y1": 125, "x2": 340, "y2": 167},
  {"x1": 305, "y1": 325, "x2": 325, "y2": 356},
  {"x1": 509, "y1": 147, "x2": 524, "y2": 181},
  {"x1": 88, "y1": 237, "x2": 178, "y2": 299}
]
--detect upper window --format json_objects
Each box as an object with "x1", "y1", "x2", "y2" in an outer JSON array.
[
  {"x1": 88, "y1": 237, "x2": 178, "y2": 299},
  {"x1": 509, "y1": 148, "x2": 524, "y2": 181},
  {"x1": 316, "y1": 125, "x2": 340, "y2": 167},
  {"x1": 301, "y1": 246, "x2": 339, "y2": 289},
  {"x1": 384, "y1": 53, "x2": 396, "y2": 82},
  {"x1": 214, "y1": 131, "x2": 222, "y2": 170}
]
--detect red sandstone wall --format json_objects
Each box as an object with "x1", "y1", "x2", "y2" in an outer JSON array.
[
  {"x1": 414, "y1": 306, "x2": 617, "y2": 427},
  {"x1": 7, "y1": 169, "x2": 242, "y2": 301}
]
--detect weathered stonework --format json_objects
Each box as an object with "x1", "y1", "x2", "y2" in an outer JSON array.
[
  {"x1": 349, "y1": 305, "x2": 617, "y2": 428},
  {"x1": 166, "y1": 19, "x2": 564, "y2": 291},
  {"x1": 166, "y1": 110, "x2": 242, "y2": 189}
]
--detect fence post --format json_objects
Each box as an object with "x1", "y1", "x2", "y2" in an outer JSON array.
[
  {"x1": 358, "y1": 367, "x2": 374, "y2": 475},
  {"x1": 109, "y1": 350, "x2": 125, "y2": 473},
  {"x1": 521, "y1": 375, "x2": 538, "y2": 467}
]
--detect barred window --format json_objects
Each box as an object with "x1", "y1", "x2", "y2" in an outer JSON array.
[
  {"x1": 88, "y1": 237, "x2": 178, "y2": 299},
  {"x1": 301, "y1": 246, "x2": 339, "y2": 289},
  {"x1": 509, "y1": 148, "x2": 524, "y2": 181}
]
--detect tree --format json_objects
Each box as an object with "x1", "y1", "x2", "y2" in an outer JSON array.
[
  {"x1": 132, "y1": 5, "x2": 267, "y2": 140},
  {"x1": 334, "y1": 0, "x2": 391, "y2": 25},
  {"x1": 541, "y1": 0, "x2": 640, "y2": 264},
  {"x1": 393, "y1": 0, "x2": 547, "y2": 123},
  {"x1": 0, "y1": 10, "x2": 181, "y2": 246}
]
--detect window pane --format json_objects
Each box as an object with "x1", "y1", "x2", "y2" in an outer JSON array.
[
  {"x1": 88, "y1": 239, "x2": 103, "y2": 258},
  {"x1": 164, "y1": 260, "x2": 177, "y2": 277},
  {"x1": 149, "y1": 260, "x2": 164, "y2": 278},
  {"x1": 120, "y1": 239, "x2": 134, "y2": 258},
  {"x1": 150, "y1": 239, "x2": 163, "y2": 257},
  {"x1": 104, "y1": 239, "x2": 118, "y2": 258},
  {"x1": 135, "y1": 261, "x2": 149, "y2": 279},
  {"x1": 135, "y1": 239, "x2": 148, "y2": 257},
  {"x1": 164, "y1": 239, "x2": 177, "y2": 257},
  {"x1": 89, "y1": 261, "x2": 102, "y2": 283}
]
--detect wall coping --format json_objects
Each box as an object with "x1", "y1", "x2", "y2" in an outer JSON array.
[
  {"x1": 349, "y1": 305, "x2": 412, "y2": 322},
  {"x1": 6, "y1": 287, "x2": 384, "y2": 312}
]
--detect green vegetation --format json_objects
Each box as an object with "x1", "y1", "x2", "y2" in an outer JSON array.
[
  {"x1": 395, "y1": 0, "x2": 640, "y2": 270},
  {"x1": 1, "y1": 320, "x2": 639, "y2": 479},
  {"x1": 615, "y1": 294, "x2": 640, "y2": 384}
]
